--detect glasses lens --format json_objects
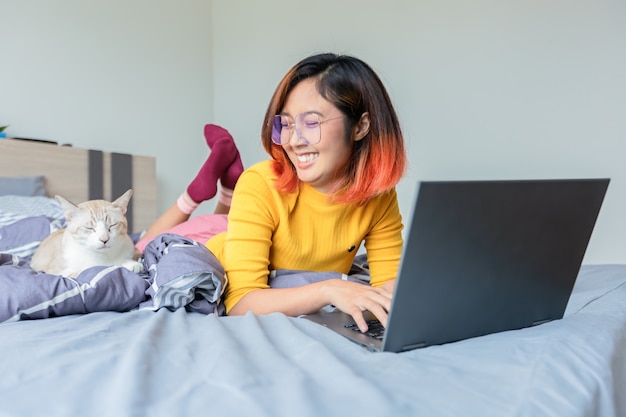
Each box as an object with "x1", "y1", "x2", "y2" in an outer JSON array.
[
  {"x1": 271, "y1": 115, "x2": 285, "y2": 145},
  {"x1": 295, "y1": 113, "x2": 321, "y2": 145},
  {"x1": 271, "y1": 113, "x2": 322, "y2": 145}
]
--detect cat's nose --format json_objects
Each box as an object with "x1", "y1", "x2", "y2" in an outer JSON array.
[{"x1": 100, "y1": 237, "x2": 109, "y2": 245}]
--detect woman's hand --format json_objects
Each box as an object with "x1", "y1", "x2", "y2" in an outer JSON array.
[
  {"x1": 228, "y1": 278, "x2": 396, "y2": 334},
  {"x1": 321, "y1": 280, "x2": 393, "y2": 333}
]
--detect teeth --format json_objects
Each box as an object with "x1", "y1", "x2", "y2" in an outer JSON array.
[{"x1": 297, "y1": 153, "x2": 318, "y2": 163}]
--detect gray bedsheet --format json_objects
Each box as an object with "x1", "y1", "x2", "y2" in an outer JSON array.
[{"x1": 0, "y1": 265, "x2": 625, "y2": 417}]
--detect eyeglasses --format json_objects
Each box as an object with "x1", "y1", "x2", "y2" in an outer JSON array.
[{"x1": 271, "y1": 112, "x2": 343, "y2": 146}]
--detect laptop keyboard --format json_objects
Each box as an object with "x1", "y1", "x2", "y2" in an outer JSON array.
[{"x1": 345, "y1": 319, "x2": 386, "y2": 340}]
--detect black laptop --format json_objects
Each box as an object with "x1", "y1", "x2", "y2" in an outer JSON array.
[{"x1": 305, "y1": 178, "x2": 610, "y2": 352}]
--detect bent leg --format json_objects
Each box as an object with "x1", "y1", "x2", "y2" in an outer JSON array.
[{"x1": 136, "y1": 124, "x2": 244, "y2": 252}]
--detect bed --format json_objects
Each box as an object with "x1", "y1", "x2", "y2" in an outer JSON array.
[{"x1": 1, "y1": 138, "x2": 625, "y2": 417}]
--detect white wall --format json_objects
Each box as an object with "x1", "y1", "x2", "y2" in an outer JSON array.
[
  {"x1": 1, "y1": 1, "x2": 624, "y2": 263},
  {"x1": 0, "y1": 0, "x2": 214, "y2": 215},
  {"x1": 211, "y1": 0, "x2": 626, "y2": 264}
]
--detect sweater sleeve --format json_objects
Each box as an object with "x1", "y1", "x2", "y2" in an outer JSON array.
[
  {"x1": 220, "y1": 166, "x2": 278, "y2": 313},
  {"x1": 364, "y1": 189, "x2": 404, "y2": 287}
]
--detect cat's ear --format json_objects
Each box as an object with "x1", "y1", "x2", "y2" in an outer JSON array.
[
  {"x1": 55, "y1": 195, "x2": 80, "y2": 221},
  {"x1": 112, "y1": 189, "x2": 133, "y2": 215}
]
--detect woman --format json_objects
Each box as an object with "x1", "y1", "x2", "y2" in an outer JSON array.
[
  {"x1": 209, "y1": 53, "x2": 407, "y2": 331},
  {"x1": 139, "y1": 53, "x2": 407, "y2": 332}
]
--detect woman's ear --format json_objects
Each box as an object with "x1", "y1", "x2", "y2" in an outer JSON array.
[{"x1": 353, "y1": 112, "x2": 370, "y2": 142}]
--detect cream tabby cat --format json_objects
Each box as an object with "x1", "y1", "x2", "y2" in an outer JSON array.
[{"x1": 30, "y1": 189, "x2": 143, "y2": 278}]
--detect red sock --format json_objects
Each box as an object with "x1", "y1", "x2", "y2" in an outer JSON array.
[
  {"x1": 186, "y1": 126, "x2": 238, "y2": 203},
  {"x1": 204, "y1": 124, "x2": 232, "y2": 148},
  {"x1": 207, "y1": 123, "x2": 244, "y2": 190},
  {"x1": 221, "y1": 152, "x2": 244, "y2": 190}
]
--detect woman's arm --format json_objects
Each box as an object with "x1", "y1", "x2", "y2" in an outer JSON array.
[
  {"x1": 141, "y1": 203, "x2": 190, "y2": 242},
  {"x1": 229, "y1": 279, "x2": 393, "y2": 332}
]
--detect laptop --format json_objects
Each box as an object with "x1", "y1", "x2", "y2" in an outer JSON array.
[{"x1": 305, "y1": 178, "x2": 610, "y2": 352}]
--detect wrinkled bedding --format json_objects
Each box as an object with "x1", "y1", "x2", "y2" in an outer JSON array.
[
  {"x1": 0, "y1": 233, "x2": 226, "y2": 322},
  {"x1": 0, "y1": 198, "x2": 227, "y2": 321}
]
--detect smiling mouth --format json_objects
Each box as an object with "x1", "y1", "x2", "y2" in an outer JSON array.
[{"x1": 297, "y1": 153, "x2": 318, "y2": 163}]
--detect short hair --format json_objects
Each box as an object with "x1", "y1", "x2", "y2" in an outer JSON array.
[{"x1": 261, "y1": 53, "x2": 407, "y2": 205}]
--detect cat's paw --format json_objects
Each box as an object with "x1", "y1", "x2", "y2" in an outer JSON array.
[{"x1": 122, "y1": 260, "x2": 144, "y2": 274}]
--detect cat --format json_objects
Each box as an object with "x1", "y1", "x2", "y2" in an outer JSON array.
[{"x1": 30, "y1": 189, "x2": 144, "y2": 278}]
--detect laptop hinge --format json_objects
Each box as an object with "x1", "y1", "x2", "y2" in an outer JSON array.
[{"x1": 532, "y1": 318, "x2": 552, "y2": 326}]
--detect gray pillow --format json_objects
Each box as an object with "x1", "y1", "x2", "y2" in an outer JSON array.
[{"x1": 0, "y1": 176, "x2": 46, "y2": 197}]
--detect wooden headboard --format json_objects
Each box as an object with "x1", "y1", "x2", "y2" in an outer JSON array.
[{"x1": 0, "y1": 138, "x2": 157, "y2": 233}]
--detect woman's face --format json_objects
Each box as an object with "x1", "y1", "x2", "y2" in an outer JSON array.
[{"x1": 280, "y1": 78, "x2": 352, "y2": 194}]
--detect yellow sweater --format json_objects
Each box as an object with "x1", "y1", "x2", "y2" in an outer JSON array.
[{"x1": 207, "y1": 160, "x2": 404, "y2": 313}]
